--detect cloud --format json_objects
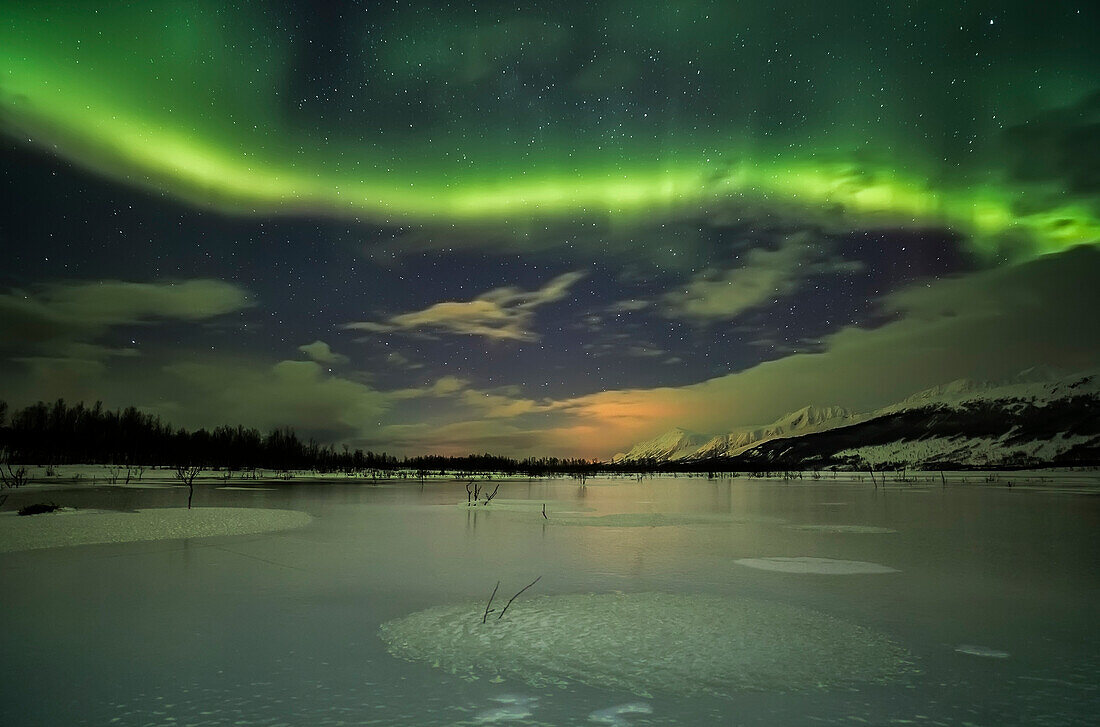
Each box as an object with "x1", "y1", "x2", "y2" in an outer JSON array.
[
  {"x1": 162, "y1": 359, "x2": 388, "y2": 439},
  {"x1": 385, "y1": 377, "x2": 541, "y2": 419},
  {"x1": 382, "y1": 350, "x2": 423, "y2": 369},
  {"x1": 505, "y1": 246, "x2": 1100, "y2": 457},
  {"x1": 609, "y1": 298, "x2": 650, "y2": 312},
  {"x1": 624, "y1": 345, "x2": 666, "y2": 358},
  {"x1": 359, "y1": 420, "x2": 547, "y2": 457},
  {"x1": 660, "y1": 235, "x2": 863, "y2": 322},
  {"x1": 389, "y1": 375, "x2": 471, "y2": 400},
  {"x1": 0, "y1": 279, "x2": 252, "y2": 358},
  {"x1": 298, "y1": 340, "x2": 349, "y2": 365},
  {"x1": 430, "y1": 375, "x2": 468, "y2": 395},
  {"x1": 345, "y1": 271, "x2": 586, "y2": 341},
  {"x1": 5, "y1": 356, "x2": 110, "y2": 406},
  {"x1": 459, "y1": 389, "x2": 542, "y2": 418}
]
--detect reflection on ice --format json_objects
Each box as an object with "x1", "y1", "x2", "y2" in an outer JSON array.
[
  {"x1": 380, "y1": 592, "x2": 914, "y2": 699},
  {"x1": 735, "y1": 556, "x2": 899, "y2": 574},
  {"x1": 787, "y1": 524, "x2": 898, "y2": 533},
  {"x1": 556, "y1": 512, "x2": 785, "y2": 527},
  {"x1": 956, "y1": 644, "x2": 1010, "y2": 658}
]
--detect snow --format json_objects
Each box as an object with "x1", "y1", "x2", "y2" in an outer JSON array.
[
  {"x1": 613, "y1": 368, "x2": 1100, "y2": 466},
  {"x1": 735, "y1": 557, "x2": 899, "y2": 574},
  {"x1": 588, "y1": 702, "x2": 653, "y2": 725},
  {"x1": 834, "y1": 433, "x2": 1094, "y2": 468},
  {"x1": 893, "y1": 369, "x2": 1099, "y2": 411},
  {"x1": 615, "y1": 405, "x2": 862, "y2": 462},
  {"x1": 380, "y1": 592, "x2": 914, "y2": 698},
  {"x1": 611, "y1": 427, "x2": 710, "y2": 462},
  {"x1": 0, "y1": 507, "x2": 313, "y2": 553}
]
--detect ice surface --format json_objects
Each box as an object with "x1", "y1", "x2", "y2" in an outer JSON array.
[
  {"x1": 588, "y1": 702, "x2": 653, "y2": 725},
  {"x1": 380, "y1": 592, "x2": 914, "y2": 698},
  {"x1": 488, "y1": 695, "x2": 539, "y2": 705},
  {"x1": 461, "y1": 504, "x2": 784, "y2": 526},
  {"x1": 0, "y1": 507, "x2": 313, "y2": 552},
  {"x1": 453, "y1": 499, "x2": 595, "y2": 515},
  {"x1": 787, "y1": 525, "x2": 898, "y2": 534},
  {"x1": 470, "y1": 695, "x2": 541, "y2": 724},
  {"x1": 956, "y1": 644, "x2": 1010, "y2": 658},
  {"x1": 473, "y1": 704, "x2": 534, "y2": 723},
  {"x1": 553, "y1": 512, "x2": 783, "y2": 527},
  {"x1": 735, "y1": 557, "x2": 899, "y2": 574}
]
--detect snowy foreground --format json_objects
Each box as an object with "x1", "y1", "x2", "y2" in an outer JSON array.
[
  {"x1": 381, "y1": 592, "x2": 915, "y2": 699},
  {"x1": 0, "y1": 507, "x2": 313, "y2": 553}
]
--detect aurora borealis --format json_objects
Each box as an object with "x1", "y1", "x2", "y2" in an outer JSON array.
[{"x1": 2, "y1": 1, "x2": 1099, "y2": 457}]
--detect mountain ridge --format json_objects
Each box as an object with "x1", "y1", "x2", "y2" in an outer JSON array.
[{"x1": 611, "y1": 369, "x2": 1100, "y2": 469}]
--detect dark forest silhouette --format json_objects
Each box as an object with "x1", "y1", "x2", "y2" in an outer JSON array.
[{"x1": 0, "y1": 399, "x2": 605, "y2": 476}]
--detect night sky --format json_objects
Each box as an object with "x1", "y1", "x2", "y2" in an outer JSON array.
[{"x1": 2, "y1": 1, "x2": 1099, "y2": 458}]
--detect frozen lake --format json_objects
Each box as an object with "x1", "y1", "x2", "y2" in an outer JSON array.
[{"x1": 1, "y1": 476, "x2": 1098, "y2": 726}]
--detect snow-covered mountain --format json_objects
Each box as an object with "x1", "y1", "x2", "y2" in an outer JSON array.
[
  {"x1": 612, "y1": 405, "x2": 859, "y2": 463},
  {"x1": 610, "y1": 427, "x2": 711, "y2": 463},
  {"x1": 691, "y1": 406, "x2": 861, "y2": 459},
  {"x1": 612, "y1": 370, "x2": 1100, "y2": 469},
  {"x1": 730, "y1": 371, "x2": 1100, "y2": 469}
]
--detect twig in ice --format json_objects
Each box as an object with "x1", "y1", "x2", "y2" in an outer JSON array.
[
  {"x1": 482, "y1": 581, "x2": 500, "y2": 624},
  {"x1": 498, "y1": 576, "x2": 542, "y2": 620}
]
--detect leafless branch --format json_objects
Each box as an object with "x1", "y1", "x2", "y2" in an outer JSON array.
[
  {"x1": 482, "y1": 580, "x2": 500, "y2": 624},
  {"x1": 497, "y1": 576, "x2": 541, "y2": 620}
]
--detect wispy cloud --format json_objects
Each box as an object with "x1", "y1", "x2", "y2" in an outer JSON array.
[
  {"x1": 608, "y1": 298, "x2": 650, "y2": 313},
  {"x1": 345, "y1": 271, "x2": 586, "y2": 341},
  {"x1": 459, "y1": 389, "x2": 542, "y2": 418},
  {"x1": 0, "y1": 279, "x2": 252, "y2": 359},
  {"x1": 660, "y1": 235, "x2": 863, "y2": 322},
  {"x1": 298, "y1": 340, "x2": 349, "y2": 365},
  {"x1": 389, "y1": 375, "x2": 471, "y2": 400}
]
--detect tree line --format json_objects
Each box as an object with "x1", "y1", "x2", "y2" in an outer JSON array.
[{"x1": 0, "y1": 399, "x2": 607, "y2": 476}]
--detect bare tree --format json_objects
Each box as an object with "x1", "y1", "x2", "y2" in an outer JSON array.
[
  {"x1": 0, "y1": 451, "x2": 28, "y2": 489},
  {"x1": 174, "y1": 465, "x2": 201, "y2": 509}
]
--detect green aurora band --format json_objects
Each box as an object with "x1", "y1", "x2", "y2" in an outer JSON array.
[{"x1": 3, "y1": 2, "x2": 1098, "y2": 260}]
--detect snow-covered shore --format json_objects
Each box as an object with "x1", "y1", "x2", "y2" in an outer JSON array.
[{"x1": 0, "y1": 507, "x2": 313, "y2": 553}]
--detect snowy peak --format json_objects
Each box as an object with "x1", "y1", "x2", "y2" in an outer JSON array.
[
  {"x1": 692, "y1": 405, "x2": 860, "y2": 460},
  {"x1": 892, "y1": 370, "x2": 1099, "y2": 412},
  {"x1": 611, "y1": 369, "x2": 1100, "y2": 467},
  {"x1": 613, "y1": 427, "x2": 710, "y2": 463},
  {"x1": 614, "y1": 406, "x2": 859, "y2": 463},
  {"x1": 771, "y1": 405, "x2": 854, "y2": 433},
  {"x1": 733, "y1": 369, "x2": 1100, "y2": 469}
]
